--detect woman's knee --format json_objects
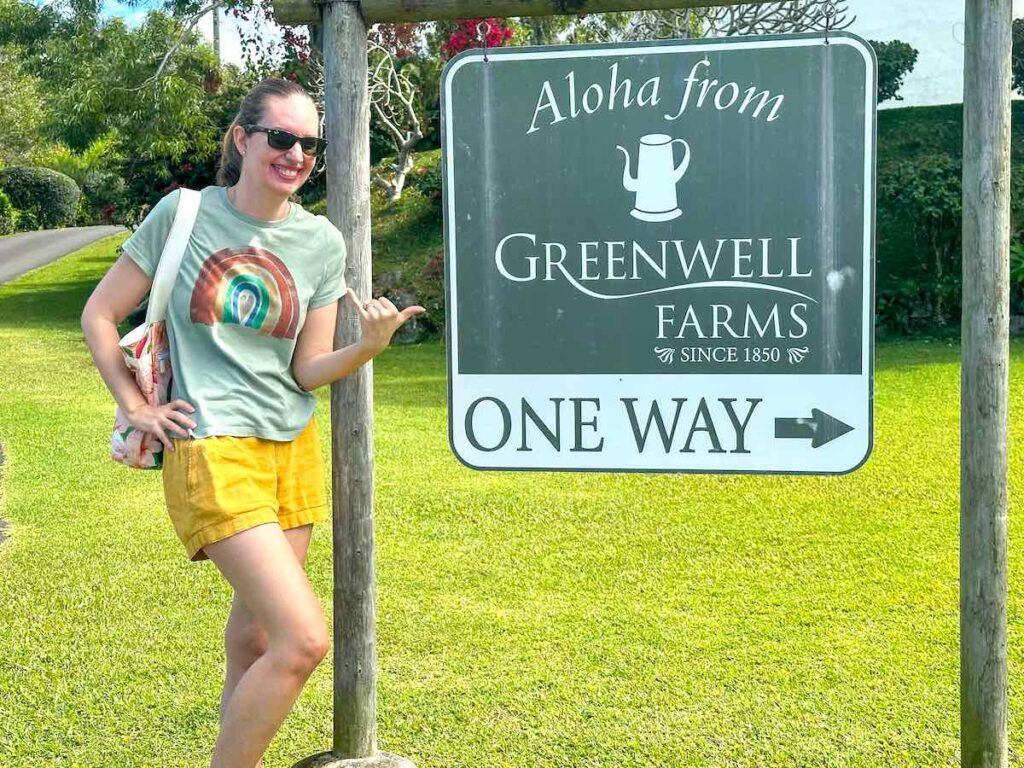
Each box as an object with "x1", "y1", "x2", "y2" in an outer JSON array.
[{"x1": 269, "y1": 617, "x2": 330, "y2": 675}]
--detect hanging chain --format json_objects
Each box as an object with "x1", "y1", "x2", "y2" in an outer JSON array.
[
  {"x1": 823, "y1": 0, "x2": 837, "y2": 45},
  {"x1": 477, "y1": 20, "x2": 492, "y2": 63}
]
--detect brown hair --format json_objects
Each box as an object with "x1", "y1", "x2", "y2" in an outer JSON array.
[{"x1": 216, "y1": 78, "x2": 317, "y2": 187}]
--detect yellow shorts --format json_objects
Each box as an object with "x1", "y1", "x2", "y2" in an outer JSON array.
[{"x1": 162, "y1": 416, "x2": 330, "y2": 562}]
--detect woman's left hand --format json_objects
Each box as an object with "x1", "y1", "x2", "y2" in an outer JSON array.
[{"x1": 347, "y1": 288, "x2": 426, "y2": 353}]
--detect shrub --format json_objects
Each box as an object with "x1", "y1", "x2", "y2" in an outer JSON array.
[
  {"x1": 1010, "y1": 243, "x2": 1024, "y2": 316},
  {"x1": 405, "y1": 159, "x2": 443, "y2": 208},
  {"x1": 0, "y1": 166, "x2": 81, "y2": 229},
  {"x1": 0, "y1": 189, "x2": 18, "y2": 235},
  {"x1": 877, "y1": 154, "x2": 962, "y2": 328},
  {"x1": 411, "y1": 249, "x2": 445, "y2": 336},
  {"x1": 29, "y1": 131, "x2": 125, "y2": 188},
  {"x1": 80, "y1": 170, "x2": 128, "y2": 224}
]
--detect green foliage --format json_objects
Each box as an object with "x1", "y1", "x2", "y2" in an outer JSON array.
[
  {"x1": 1010, "y1": 242, "x2": 1024, "y2": 315},
  {"x1": 0, "y1": 0, "x2": 247, "y2": 221},
  {"x1": 11, "y1": 9, "x2": 219, "y2": 165},
  {"x1": 403, "y1": 151, "x2": 443, "y2": 204},
  {"x1": 0, "y1": 44, "x2": 48, "y2": 166},
  {"x1": 369, "y1": 151, "x2": 444, "y2": 338},
  {"x1": 1012, "y1": 243, "x2": 1024, "y2": 285},
  {"x1": 869, "y1": 39, "x2": 918, "y2": 104},
  {"x1": 80, "y1": 171, "x2": 129, "y2": 224},
  {"x1": 0, "y1": 188, "x2": 18, "y2": 235},
  {"x1": 877, "y1": 154, "x2": 962, "y2": 327},
  {"x1": 1013, "y1": 17, "x2": 1024, "y2": 95},
  {"x1": 0, "y1": 166, "x2": 81, "y2": 229},
  {"x1": 410, "y1": 248, "x2": 445, "y2": 335},
  {"x1": 873, "y1": 102, "x2": 1024, "y2": 333},
  {"x1": 29, "y1": 130, "x2": 125, "y2": 188},
  {"x1": 0, "y1": 0, "x2": 65, "y2": 54}
]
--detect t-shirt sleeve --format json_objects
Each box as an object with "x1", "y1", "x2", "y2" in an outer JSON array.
[
  {"x1": 309, "y1": 217, "x2": 348, "y2": 309},
  {"x1": 118, "y1": 189, "x2": 182, "y2": 279}
]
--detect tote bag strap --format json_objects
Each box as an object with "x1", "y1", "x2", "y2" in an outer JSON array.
[{"x1": 146, "y1": 188, "x2": 202, "y2": 324}]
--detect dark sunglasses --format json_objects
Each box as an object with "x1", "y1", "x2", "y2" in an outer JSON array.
[{"x1": 242, "y1": 124, "x2": 328, "y2": 157}]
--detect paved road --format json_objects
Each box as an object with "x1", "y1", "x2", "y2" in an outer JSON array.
[{"x1": 0, "y1": 225, "x2": 127, "y2": 285}]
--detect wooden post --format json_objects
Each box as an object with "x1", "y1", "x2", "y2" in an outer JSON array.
[
  {"x1": 961, "y1": 1, "x2": 1011, "y2": 766},
  {"x1": 324, "y1": 1, "x2": 377, "y2": 756},
  {"x1": 292, "y1": 2, "x2": 414, "y2": 767}
]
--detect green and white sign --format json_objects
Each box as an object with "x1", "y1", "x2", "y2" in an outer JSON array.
[{"x1": 441, "y1": 32, "x2": 876, "y2": 474}]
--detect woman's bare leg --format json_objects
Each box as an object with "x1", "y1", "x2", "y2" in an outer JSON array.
[
  {"x1": 204, "y1": 523, "x2": 329, "y2": 768},
  {"x1": 219, "y1": 524, "x2": 315, "y2": 768}
]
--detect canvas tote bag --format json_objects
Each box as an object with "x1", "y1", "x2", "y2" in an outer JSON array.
[{"x1": 111, "y1": 188, "x2": 201, "y2": 469}]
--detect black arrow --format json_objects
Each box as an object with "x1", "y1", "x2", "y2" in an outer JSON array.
[{"x1": 775, "y1": 409, "x2": 854, "y2": 448}]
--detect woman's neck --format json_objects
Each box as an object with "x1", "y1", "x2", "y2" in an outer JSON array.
[{"x1": 226, "y1": 182, "x2": 290, "y2": 222}]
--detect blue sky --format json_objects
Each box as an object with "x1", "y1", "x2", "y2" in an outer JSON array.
[
  {"x1": 97, "y1": 0, "x2": 152, "y2": 26},
  {"x1": 96, "y1": 0, "x2": 1024, "y2": 107}
]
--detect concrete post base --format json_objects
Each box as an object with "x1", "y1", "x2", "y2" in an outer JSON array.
[{"x1": 292, "y1": 751, "x2": 416, "y2": 768}]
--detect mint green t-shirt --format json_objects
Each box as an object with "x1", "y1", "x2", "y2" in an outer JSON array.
[{"x1": 119, "y1": 185, "x2": 347, "y2": 441}]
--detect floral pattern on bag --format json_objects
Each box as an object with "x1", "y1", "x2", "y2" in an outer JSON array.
[{"x1": 111, "y1": 320, "x2": 173, "y2": 469}]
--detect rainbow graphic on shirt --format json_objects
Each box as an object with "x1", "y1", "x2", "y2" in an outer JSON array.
[{"x1": 190, "y1": 246, "x2": 300, "y2": 339}]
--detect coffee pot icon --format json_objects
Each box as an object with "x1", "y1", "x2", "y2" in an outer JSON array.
[{"x1": 616, "y1": 134, "x2": 691, "y2": 222}]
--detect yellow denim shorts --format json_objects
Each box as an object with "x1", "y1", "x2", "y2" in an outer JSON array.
[{"x1": 162, "y1": 416, "x2": 330, "y2": 562}]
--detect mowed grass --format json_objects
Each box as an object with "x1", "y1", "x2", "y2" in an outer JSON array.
[{"x1": 0, "y1": 233, "x2": 1022, "y2": 768}]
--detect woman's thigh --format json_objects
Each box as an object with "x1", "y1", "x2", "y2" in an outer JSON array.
[
  {"x1": 226, "y1": 524, "x2": 316, "y2": 648},
  {"x1": 206, "y1": 523, "x2": 326, "y2": 653}
]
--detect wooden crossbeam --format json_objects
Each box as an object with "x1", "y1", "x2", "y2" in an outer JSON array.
[{"x1": 274, "y1": 0, "x2": 775, "y2": 28}]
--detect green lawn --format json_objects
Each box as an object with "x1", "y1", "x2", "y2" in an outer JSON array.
[{"x1": 0, "y1": 233, "x2": 1022, "y2": 767}]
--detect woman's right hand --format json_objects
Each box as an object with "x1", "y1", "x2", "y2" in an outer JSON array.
[{"x1": 126, "y1": 400, "x2": 197, "y2": 452}]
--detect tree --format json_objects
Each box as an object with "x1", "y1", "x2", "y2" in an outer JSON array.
[
  {"x1": 871, "y1": 39, "x2": 918, "y2": 104},
  {"x1": 0, "y1": 0, "x2": 67, "y2": 55},
  {"x1": 0, "y1": 44, "x2": 48, "y2": 167},
  {"x1": 608, "y1": 1, "x2": 854, "y2": 41},
  {"x1": 27, "y1": 12, "x2": 220, "y2": 162},
  {"x1": 368, "y1": 41, "x2": 424, "y2": 201}
]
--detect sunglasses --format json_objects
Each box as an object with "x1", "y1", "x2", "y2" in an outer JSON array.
[{"x1": 242, "y1": 124, "x2": 328, "y2": 157}]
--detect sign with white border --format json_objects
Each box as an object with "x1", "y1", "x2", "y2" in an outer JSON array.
[{"x1": 441, "y1": 32, "x2": 876, "y2": 474}]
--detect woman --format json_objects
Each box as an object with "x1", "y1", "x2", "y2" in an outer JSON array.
[{"x1": 81, "y1": 78, "x2": 422, "y2": 768}]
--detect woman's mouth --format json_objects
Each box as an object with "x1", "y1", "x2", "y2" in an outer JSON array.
[{"x1": 272, "y1": 164, "x2": 300, "y2": 181}]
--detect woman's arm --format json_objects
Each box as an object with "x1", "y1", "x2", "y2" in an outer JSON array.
[
  {"x1": 81, "y1": 253, "x2": 196, "y2": 449},
  {"x1": 292, "y1": 288, "x2": 425, "y2": 391}
]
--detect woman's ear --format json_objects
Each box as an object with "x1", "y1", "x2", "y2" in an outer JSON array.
[{"x1": 232, "y1": 124, "x2": 247, "y2": 157}]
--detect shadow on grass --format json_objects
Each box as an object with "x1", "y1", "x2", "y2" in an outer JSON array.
[{"x1": 0, "y1": 277, "x2": 99, "y2": 330}]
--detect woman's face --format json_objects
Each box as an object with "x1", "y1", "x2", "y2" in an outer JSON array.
[{"x1": 234, "y1": 93, "x2": 320, "y2": 195}]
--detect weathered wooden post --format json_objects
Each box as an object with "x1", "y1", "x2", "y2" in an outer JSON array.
[
  {"x1": 961, "y1": 1, "x2": 1011, "y2": 766},
  {"x1": 292, "y1": 1, "x2": 414, "y2": 766}
]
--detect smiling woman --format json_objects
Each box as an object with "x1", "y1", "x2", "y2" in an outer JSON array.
[{"x1": 78, "y1": 76, "x2": 423, "y2": 768}]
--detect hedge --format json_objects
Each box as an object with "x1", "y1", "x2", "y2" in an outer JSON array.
[{"x1": 0, "y1": 166, "x2": 81, "y2": 230}]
